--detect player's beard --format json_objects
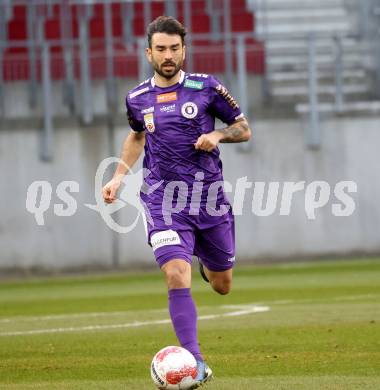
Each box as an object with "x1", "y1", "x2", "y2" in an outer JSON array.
[{"x1": 153, "y1": 58, "x2": 183, "y2": 80}]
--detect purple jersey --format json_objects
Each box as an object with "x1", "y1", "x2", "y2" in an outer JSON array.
[{"x1": 126, "y1": 71, "x2": 243, "y2": 210}]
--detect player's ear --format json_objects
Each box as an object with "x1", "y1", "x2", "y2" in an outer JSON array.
[
  {"x1": 182, "y1": 45, "x2": 186, "y2": 61},
  {"x1": 146, "y1": 47, "x2": 152, "y2": 63}
]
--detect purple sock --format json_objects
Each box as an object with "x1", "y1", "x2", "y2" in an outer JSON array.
[{"x1": 168, "y1": 288, "x2": 203, "y2": 361}]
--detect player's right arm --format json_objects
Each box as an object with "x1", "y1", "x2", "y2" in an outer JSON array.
[
  {"x1": 102, "y1": 131, "x2": 145, "y2": 204},
  {"x1": 103, "y1": 88, "x2": 148, "y2": 203}
]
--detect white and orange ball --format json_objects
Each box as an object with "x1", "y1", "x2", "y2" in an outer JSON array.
[{"x1": 151, "y1": 346, "x2": 198, "y2": 389}]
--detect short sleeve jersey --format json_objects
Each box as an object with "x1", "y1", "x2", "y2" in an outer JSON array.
[{"x1": 126, "y1": 71, "x2": 243, "y2": 205}]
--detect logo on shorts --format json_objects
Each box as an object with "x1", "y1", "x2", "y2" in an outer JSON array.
[
  {"x1": 181, "y1": 102, "x2": 198, "y2": 119},
  {"x1": 151, "y1": 230, "x2": 181, "y2": 251},
  {"x1": 144, "y1": 113, "x2": 155, "y2": 133},
  {"x1": 228, "y1": 256, "x2": 236, "y2": 263}
]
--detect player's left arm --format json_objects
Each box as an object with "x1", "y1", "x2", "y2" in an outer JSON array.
[
  {"x1": 194, "y1": 118, "x2": 251, "y2": 152},
  {"x1": 216, "y1": 117, "x2": 251, "y2": 143}
]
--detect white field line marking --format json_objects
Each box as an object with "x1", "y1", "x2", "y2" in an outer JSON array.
[
  {"x1": 0, "y1": 304, "x2": 248, "y2": 324},
  {"x1": 269, "y1": 294, "x2": 380, "y2": 306},
  {"x1": 225, "y1": 294, "x2": 380, "y2": 308},
  {"x1": 0, "y1": 308, "x2": 168, "y2": 324},
  {"x1": 1, "y1": 293, "x2": 376, "y2": 325},
  {"x1": 1, "y1": 293, "x2": 377, "y2": 325},
  {"x1": 0, "y1": 305, "x2": 269, "y2": 337},
  {"x1": 221, "y1": 294, "x2": 379, "y2": 310}
]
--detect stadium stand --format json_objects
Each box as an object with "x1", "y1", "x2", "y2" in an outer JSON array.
[
  {"x1": 251, "y1": 0, "x2": 375, "y2": 107},
  {"x1": 2, "y1": 0, "x2": 265, "y2": 82}
]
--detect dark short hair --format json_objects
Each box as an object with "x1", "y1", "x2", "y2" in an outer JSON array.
[{"x1": 147, "y1": 16, "x2": 186, "y2": 48}]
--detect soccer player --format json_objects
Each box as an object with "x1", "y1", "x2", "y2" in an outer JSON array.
[{"x1": 102, "y1": 16, "x2": 251, "y2": 388}]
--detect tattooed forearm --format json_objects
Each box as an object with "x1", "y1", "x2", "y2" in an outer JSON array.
[{"x1": 216, "y1": 119, "x2": 251, "y2": 143}]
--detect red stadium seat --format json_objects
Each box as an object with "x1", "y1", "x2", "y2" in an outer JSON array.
[{"x1": 3, "y1": 0, "x2": 265, "y2": 81}]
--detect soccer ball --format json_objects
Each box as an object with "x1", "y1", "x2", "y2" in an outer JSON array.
[{"x1": 150, "y1": 346, "x2": 198, "y2": 389}]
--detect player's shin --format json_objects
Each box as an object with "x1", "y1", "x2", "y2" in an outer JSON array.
[{"x1": 168, "y1": 288, "x2": 203, "y2": 362}]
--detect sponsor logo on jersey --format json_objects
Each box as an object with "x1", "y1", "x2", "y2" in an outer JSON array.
[
  {"x1": 141, "y1": 106, "x2": 154, "y2": 114},
  {"x1": 160, "y1": 104, "x2": 176, "y2": 113},
  {"x1": 143, "y1": 113, "x2": 155, "y2": 133},
  {"x1": 151, "y1": 230, "x2": 181, "y2": 250},
  {"x1": 129, "y1": 86, "x2": 149, "y2": 99},
  {"x1": 156, "y1": 92, "x2": 177, "y2": 104},
  {"x1": 184, "y1": 79, "x2": 204, "y2": 90},
  {"x1": 181, "y1": 102, "x2": 198, "y2": 119},
  {"x1": 215, "y1": 84, "x2": 239, "y2": 109}
]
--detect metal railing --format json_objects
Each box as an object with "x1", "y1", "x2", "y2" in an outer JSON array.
[
  {"x1": 0, "y1": 0, "x2": 264, "y2": 160},
  {"x1": 0, "y1": 37, "x2": 265, "y2": 158},
  {"x1": 301, "y1": 32, "x2": 372, "y2": 149},
  {"x1": 248, "y1": 0, "x2": 380, "y2": 149}
]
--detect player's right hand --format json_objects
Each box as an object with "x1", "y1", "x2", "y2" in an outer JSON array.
[{"x1": 102, "y1": 176, "x2": 123, "y2": 204}]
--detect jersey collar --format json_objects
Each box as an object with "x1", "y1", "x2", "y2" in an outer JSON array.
[{"x1": 151, "y1": 70, "x2": 185, "y2": 88}]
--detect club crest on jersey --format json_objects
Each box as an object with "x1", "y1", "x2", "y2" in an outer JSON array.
[
  {"x1": 143, "y1": 113, "x2": 155, "y2": 133},
  {"x1": 157, "y1": 92, "x2": 177, "y2": 104},
  {"x1": 181, "y1": 102, "x2": 198, "y2": 119}
]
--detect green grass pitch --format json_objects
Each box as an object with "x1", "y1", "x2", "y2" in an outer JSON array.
[{"x1": 0, "y1": 258, "x2": 379, "y2": 389}]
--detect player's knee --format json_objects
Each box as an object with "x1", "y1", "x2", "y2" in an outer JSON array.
[
  {"x1": 163, "y1": 263, "x2": 190, "y2": 288},
  {"x1": 215, "y1": 285, "x2": 231, "y2": 295},
  {"x1": 213, "y1": 278, "x2": 232, "y2": 295}
]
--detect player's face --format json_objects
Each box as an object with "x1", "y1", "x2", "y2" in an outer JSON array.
[{"x1": 147, "y1": 33, "x2": 185, "y2": 79}]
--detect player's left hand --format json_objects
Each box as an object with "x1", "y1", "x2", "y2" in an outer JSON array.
[{"x1": 194, "y1": 131, "x2": 222, "y2": 152}]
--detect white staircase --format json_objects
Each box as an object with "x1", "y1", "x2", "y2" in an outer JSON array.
[{"x1": 249, "y1": 0, "x2": 373, "y2": 106}]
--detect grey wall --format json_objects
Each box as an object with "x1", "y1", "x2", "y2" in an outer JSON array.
[
  {"x1": 221, "y1": 117, "x2": 380, "y2": 259},
  {"x1": 1, "y1": 115, "x2": 379, "y2": 271}
]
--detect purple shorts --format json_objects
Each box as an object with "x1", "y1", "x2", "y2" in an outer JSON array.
[{"x1": 147, "y1": 207, "x2": 235, "y2": 272}]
